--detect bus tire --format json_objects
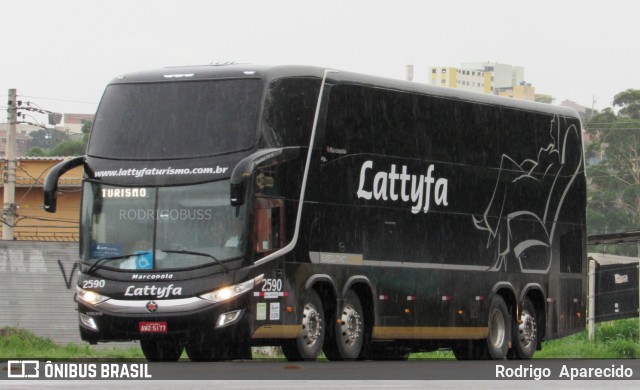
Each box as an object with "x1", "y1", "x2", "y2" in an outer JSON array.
[
  {"x1": 212, "y1": 339, "x2": 252, "y2": 361},
  {"x1": 185, "y1": 339, "x2": 215, "y2": 361},
  {"x1": 140, "y1": 339, "x2": 183, "y2": 362},
  {"x1": 452, "y1": 340, "x2": 488, "y2": 360},
  {"x1": 326, "y1": 290, "x2": 365, "y2": 360},
  {"x1": 509, "y1": 297, "x2": 538, "y2": 359},
  {"x1": 486, "y1": 295, "x2": 511, "y2": 360},
  {"x1": 282, "y1": 289, "x2": 325, "y2": 361}
]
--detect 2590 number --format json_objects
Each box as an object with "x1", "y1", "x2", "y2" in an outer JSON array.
[
  {"x1": 261, "y1": 278, "x2": 283, "y2": 292},
  {"x1": 82, "y1": 279, "x2": 106, "y2": 289}
]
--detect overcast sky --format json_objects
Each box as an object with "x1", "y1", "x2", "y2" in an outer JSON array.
[{"x1": 1, "y1": 0, "x2": 637, "y2": 123}]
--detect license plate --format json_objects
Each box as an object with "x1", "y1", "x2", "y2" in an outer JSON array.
[{"x1": 139, "y1": 322, "x2": 167, "y2": 333}]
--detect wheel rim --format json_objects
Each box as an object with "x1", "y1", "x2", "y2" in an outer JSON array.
[
  {"x1": 301, "y1": 302, "x2": 322, "y2": 347},
  {"x1": 518, "y1": 310, "x2": 536, "y2": 348},
  {"x1": 339, "y1": 303, "x2": 362, "y2": 346},
  {"x1": 489, "y1": 308, "x2": 506, "y2": 348}
]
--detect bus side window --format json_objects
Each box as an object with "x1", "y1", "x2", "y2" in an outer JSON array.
[{"x1": 254, "y1": 197, "x2": 284, "y2": 255}]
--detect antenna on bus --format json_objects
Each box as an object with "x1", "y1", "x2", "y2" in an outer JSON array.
[{"x1": 209, "y1": 61, "x2": 237, "y2": 66}]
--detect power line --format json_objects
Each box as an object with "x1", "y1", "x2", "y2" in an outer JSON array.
[{"x1": 17, "y1": 94, "x2": 98, "y2": 105}]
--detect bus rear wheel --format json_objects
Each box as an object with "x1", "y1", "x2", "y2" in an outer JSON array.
[
  {"x1": 140, "y1": 339, "x2": 183, "y2": 362},
  {"x1": 282, "y1": 289, "x2": 325, "y2": 361},
  {"x1": 324, "y1": 290, "x2": 365, "y2": 360},
  {"x1": 452, "y1": 340, "x2": 487, "y2": 360},
  {"x1": 509, "y1": 297, "x2": 538, "y2": 359},
  {"x1": 486, "y1": 295, "x2": 511, "y2": 359}
]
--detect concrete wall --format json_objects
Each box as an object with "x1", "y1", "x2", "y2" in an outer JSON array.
[{"x1": 0, "y1": 241, "x2": 132, "y2": 348}]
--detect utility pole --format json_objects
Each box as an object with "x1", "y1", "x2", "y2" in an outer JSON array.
[{"x1": 3, "y1": 88, "x2": 17, "y2": 240}]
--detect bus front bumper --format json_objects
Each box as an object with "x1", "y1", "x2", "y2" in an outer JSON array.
[{"x1": 78, "y1": 295, "x2": 251, "y2": 343}]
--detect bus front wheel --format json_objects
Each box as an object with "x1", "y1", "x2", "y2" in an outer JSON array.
[
  {"x1": 185, "y1": 338, "x2": 215, "y2": 361},
  {"x1": 282, "y1": 289, "x2": 325, "y2": 361},
  {"x1": 140, "y1": 339, "x2": 183, "y2": 362}
]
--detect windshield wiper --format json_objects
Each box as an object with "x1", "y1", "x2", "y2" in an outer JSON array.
[
  {"x1": 85, "y1": 252, "x2": 150, "y2": 275},
  {"x1": 160, "y1": 249, "x2": 229, "y2": 273}
]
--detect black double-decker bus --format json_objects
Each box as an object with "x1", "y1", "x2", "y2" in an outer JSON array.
[{"x1": 44, "y1": 64, "x2": 587, "y2": 361}]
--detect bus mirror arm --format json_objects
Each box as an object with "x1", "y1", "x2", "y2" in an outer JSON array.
[
  {"x1": 229, "y1": 147, "x2": 301, "y2": 206},
  {"x1": 43, "y1": 156, "x2": 88, "y2": 213}
]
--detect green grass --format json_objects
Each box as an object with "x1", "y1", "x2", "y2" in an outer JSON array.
[
  {"x1": 2, "y1": 319, "x2": 638, "y2": 359},
  {"x1": 0, "y1": 327, "x2": 143, "y2": 359},
  {"x1": 535, "y1": 319, "x2": 640, "y2": 359}
]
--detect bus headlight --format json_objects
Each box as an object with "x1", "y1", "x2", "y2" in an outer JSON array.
[
  {"x1": 77, "y1": 287, "x2": 110, "y2": 305},
  {"x1": 200, "y1": 274, "x2": 264, "y2": 303}
]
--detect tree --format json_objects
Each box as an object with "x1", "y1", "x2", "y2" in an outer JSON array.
[
  {"x1": 81, "y1": 120, "x2": 92, "y2": 144},
  {"x1": 613, "y1": 89, "x2": 640, "y2": 119},
  {"x1": 28, "y1": 129, "x2": 69, "y2": 149},
  {"x1": 25, "y1": 123, "x2": 90, "y2": 157},
  {"x1": 48, "y1": 140, "x2": 86, "y2": 156},
  {"x1": 26, "y1": 146, "x2": 46, "y2": 157},
  {"x1": 585, "y1": 89, "x2": 640, "y2": 255}
]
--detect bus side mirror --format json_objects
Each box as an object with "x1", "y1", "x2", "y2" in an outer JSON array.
[
  {"x1": 229, "y1": 147, "x2": 300, "y2": 206},
  {"x1": 43, "y1": 156, "x2": 87, "y2": 213},
  {"x1": 230, "y1": 181, "x2": 245, "y2": 207}
]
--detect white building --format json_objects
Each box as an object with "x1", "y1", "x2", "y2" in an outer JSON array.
[{"x1": 462, "y1": 62, "x2": 524, "y2": 91}]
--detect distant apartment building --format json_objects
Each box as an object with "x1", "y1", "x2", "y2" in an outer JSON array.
[
  {"x1": 430, "y1": 67, "x2": 458, "y2": 88},
  {"x1": 430, "y1": 66, "x2": 492, "y2": 93},
  {"x1": 429, "y1": 61, "x2": 534, "y2": 101},
  {"x1": 58, "y1": 113, "x2": 94, "y2": 135},
  {"x1": 0, "y1": 124, "x2": 34, "y2": 158},
  {"x1": 496, "y1": 83, "x2": 536, "y2": 101},
  {"x1": 457, "y1": 68, "x2": 492, "y2": 94},
  {"x1": 462, "y1": 62, "x2": 524, "y2": 90}
]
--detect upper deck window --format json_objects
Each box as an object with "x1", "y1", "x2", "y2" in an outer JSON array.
[{"x1": 89, "y1": 79, "x2": 262, "y2": 159}]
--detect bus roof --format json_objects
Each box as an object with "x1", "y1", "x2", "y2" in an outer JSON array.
[{"x1": 109, "y1": 64, "x2": 580, "y2": 120}]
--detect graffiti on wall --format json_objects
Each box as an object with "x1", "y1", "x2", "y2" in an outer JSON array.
[{"x1": 0, "y1": 245, "x2": 79, "y2": 289}]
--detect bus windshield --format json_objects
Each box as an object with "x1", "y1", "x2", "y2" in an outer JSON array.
[
  {"x1": 80, "y1": 180, "x2": 246, "y2": 271},
  {"x1": 88, "y1": 79, "x2": 262, "y2": 159}
]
